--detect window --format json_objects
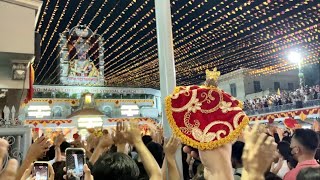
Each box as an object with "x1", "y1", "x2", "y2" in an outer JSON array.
[
  {"x1": 274, "y1": 82, "x2": 280, "y2": 90},
  {"x1": 253, "y1": 81, "x2": 261, "y2": 93},
  {"x1": 288, "y1": 83, "x2": 294, "y2": 91},
  {"x1": 230, "y1": 83, "x2": 237, "y2": 97}
]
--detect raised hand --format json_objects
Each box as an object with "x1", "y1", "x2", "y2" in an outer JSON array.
[
  {"x1": 55, "y1": 133, "x2": 65, "y2": 147},
  {"x1": 112, "y1": 122, "x2": 126, "y2": 145},
  {"x1": 27, "y1": 136, "x2": 51, "y2": 160},
  {"x1": 164, "y1": 136, "x2": 180, "y2": 156},
  {"x1": 242, "y1": 121, "x2": 277, "y2": 180},
  {"x1": 122, "y1": 122, "x2": 142, "y2": 145},
  {"x1": 97, "y1": 130, "x2": 113, "y2": 149}
]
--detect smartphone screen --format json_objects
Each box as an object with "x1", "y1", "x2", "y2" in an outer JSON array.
[
  {"x1": 66, "y1": 148, "x2": 85, "y2": 180},
  {"x1": 33, "y1": 162, "x2": 49, "y2": 180}
]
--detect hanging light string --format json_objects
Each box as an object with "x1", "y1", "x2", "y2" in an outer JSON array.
[
  {"x1": 172, "y1": 2, "x2": 313, "y2": 73},
  {"x1": 104, "y1": 0, "x2": 235, "y2": 78},
  {"x1": 176, "y1": 23, "x2": 317, "y2": 79},
  {"x1": 34, "y1": 0, "x2": 86, "y2": 70},
  {"x1": 40, "y1": 0, "x2": 61, "y2": 47},
  {"x1": 110, "y1": 18, "x2": 318, "y2": 85},
  {"x1": 107, "y1": 0, "x2": 316, "y2": 85},
  {"x1": 36, "y1": 0, "x2": 98, "y2": 83},
  {"x1": 36, "y1": 0, "x2": 108, "y2": 72},
  {"x1": 46, "y1": 0, "x2": 133, "y2": 84},
  {"x1": 88, "y1": 1, "x2": 153, "y2": 64},
  {"x1": 39, "y1": 0, "x2": 107, "y2": 72},
  {"x1": 176, "y1": 28, "x2": 318, "y2": 82},
  {"x1": 175, "y1": 9, "x2": 316, "y2": 75},
  {"x1": 36, "y1": 0, "x2": 51, "y2": 32},
  {"x1": 39, "y1": 0, "x2": 71, "y2": 61},
  {"x1": 66, "y1": 1, "x2": 137, "y2": 63},
  {"x1": 174, "y1": 0, "x2": 304, "y2": 60}
]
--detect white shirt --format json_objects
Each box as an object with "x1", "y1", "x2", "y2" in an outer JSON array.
[
  {"x1": 48, "y1": 155, "x2": 66, "y2": 165},
  {"x1": 275, "y1": 160, "x2": 290, "y2": 178}
]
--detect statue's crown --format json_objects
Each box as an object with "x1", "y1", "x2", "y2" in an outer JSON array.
[{"x1": 205, "y1": 67, "x2": 220, "y2": 82}]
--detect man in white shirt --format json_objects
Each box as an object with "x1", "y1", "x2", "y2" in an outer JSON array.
[
  {"x1": 231, "y1": 141, "x2": 245, "y2": 180},
  {"x1": 48, "y1": 138, "x2": 70, "y2": 165}
]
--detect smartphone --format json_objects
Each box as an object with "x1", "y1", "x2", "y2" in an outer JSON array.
[
  {"x1": 65, "y1": 148, "x2": 86, "y2": 180},
  {"x1": 33, "y1": 161, "x2": 49, "y2": 180}
]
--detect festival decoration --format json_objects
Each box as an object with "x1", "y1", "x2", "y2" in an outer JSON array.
[
  {"x1": 34, "y1": 0, "x2": 318, "y2": 88},
  {"x1": 25, "y1": 119, "x2": 72, "y2": 127},
  {"x1": 165, "y1": 68, "x2": 249, "y2": 150},
  {"x1": 283, "y1": 118, "x2": 300, "y2": 129},
  {"x1": 248, "y1": 107, "x2": 320, "y2": 122}
]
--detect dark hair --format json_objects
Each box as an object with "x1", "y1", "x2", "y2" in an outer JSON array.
[
  {"x1": 282, "y1": 136, "x2": 291, "y2": 143},
  {"x1": 60, "y1": 141, "x2": 71, "y2": 153},
  {"x1": 146, "y1": 142, "x2": 163, "y2": 167},
  {"x1": 277, "y1": 141, "x2": 291, "y2": 160},
  {"x1": 232, "y1": 141, "x2": 245, "y2": 165},
  {"x1": 264, "y1": 172, "x2": 282, "y2": 180},
  {"x1": 287, "y1": 156, "x2": 298, "y2": 169},
  {"x1": 296, "y1": 167, "x2": 320, "y2": 180},
  {"x1": 142, "y1": 135, "x2": 153, "y2": 145},
  {"x1": 52, "y1": 161, "x2": 66, "y2": 180},
  {"x1": 92, "y1": 152, "x2": 139, "y2": 180},
  {"x1": 293, "y1": 129, "x2": 319, "y2": 152}
]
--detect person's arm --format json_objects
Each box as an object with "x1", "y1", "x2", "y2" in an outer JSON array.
[
  {"x1": 123, "y1": 122, "x2": 162, "y2": 180},
  {"x1": 134, "y1": 140, "x2": 162, "y2": 180},
  {"x1": 0, "y1": 139, "x2": 19, "y2": 180},
  {"x1": 241, "y1": 121, "x2": 277, "y2": 180},
  {"x1": 16, "y1": 137, "x2": 51, "y2": 180},
  {"x1": 162, "y1": 136, "x2": 180, "y2": 180},
  {"x1": 89, "y1": 133, "x2": 113, "y2": 165}
]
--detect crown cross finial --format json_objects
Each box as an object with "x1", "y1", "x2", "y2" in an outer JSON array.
[{"x1": 206, "y1": 67, "x2": 220, "y2": 81}]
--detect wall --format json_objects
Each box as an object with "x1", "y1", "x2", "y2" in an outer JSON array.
[
  {"x1": 0, "y1": 62, "x2": 30, "y2": 89},
  {"x1": 244, "y1": 70, "x2": 299, "y2": 95},
  {"x1": 218, "y1": 74, "x2": 246, "y2": 101},
  {"x1": 0, "y1": 1, "x2": 35, "y2": 55}
]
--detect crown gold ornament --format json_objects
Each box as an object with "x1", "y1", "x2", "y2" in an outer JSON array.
[
  {"x1": 205, "y1": 68, "x2": 220, "y2": 87},
  {"x1": 206, "y1": 68, "x2": 220, "y2": 81}
]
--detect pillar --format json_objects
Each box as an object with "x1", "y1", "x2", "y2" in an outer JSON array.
[{"x1": 154, "y1": 0, "x2": 183, "y2": 179}]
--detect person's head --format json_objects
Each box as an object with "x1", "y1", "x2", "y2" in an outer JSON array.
[
  {"x1": 282, "y1": 136, "x2": 291, "y2": 144},
  {"x1": 92, "y1": 152, "x2": 139, "y2": 180},
  {"x1": 296, "y1": 167, "x2": 320, "y2": 180},
  {"x1": 264, "y1": 172, "x2": 282, "y2": 180},
  {"x1": 146, "y1": 142, "x2": 164, "y2": 167},
  {"x1": 290, "y1": 129, "x2": 319, "y2": 161},
  {"x1": 60, "y1": 141, "x2": 71, "y2": 154},
  {"x1": 231, "y1": 141, "x2": 245, "y2": 168},
  {"x1": 276, "y1": 141, "x2": 291, "y2": 160},
  {"x1": 52, "y1": 161, "x2": 66, "y2": 180},
  {"x1": 142, "y1": 135, "x2": 153, "y2": 145}
]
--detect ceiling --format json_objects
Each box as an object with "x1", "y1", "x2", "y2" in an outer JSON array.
[{"x1": 34, "y1": 0, "x2": 319, "y2": 89}]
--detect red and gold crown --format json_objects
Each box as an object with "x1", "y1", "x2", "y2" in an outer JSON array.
[{"x1": 165, "y1": 68, "x2": 249, "y2": 150}]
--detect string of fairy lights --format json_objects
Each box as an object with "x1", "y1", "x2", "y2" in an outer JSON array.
[
  {"x1": 108, "y1": 0, "x2": 318, "y2": 82},
  {"x1": 35, "y1": 0, "x2": 86, "y2": 71},
  {"x1": 36, "y1": 0, "x2": 94, "y2": 82},
  {"x1": 36, "y1": 0, "x2": 103, "y2": 79},
  {"x1": 41, "y1": 0, "x2": 192, "y2": 83},
  {"x1": 46, "y1": 0, "x2": 151, "y2": 84},
  {"x1": 39, "y1": 0, "x2": 60, "y2": 47},
  {"x1": 105, "y1": 1, "x2": 316, "y2": 83},
  {"x1": 36, "y1": 0, "x2": 50, "y2": 33},
  {"x1": 35, "y1": 0, "x2": 319, "y2": 88}
]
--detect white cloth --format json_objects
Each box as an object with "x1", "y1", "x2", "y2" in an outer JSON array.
[
  {"x1": 48, "y1": 155, "x2": 66, "y2": 165},
  {"x1": 275, "y1": 160, "x2": 290, "y2": 178},
  {"x1": 233, "y1": 168, "x2": 243, "y2": 180}
]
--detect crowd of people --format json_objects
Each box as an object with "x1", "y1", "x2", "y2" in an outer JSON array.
[
  {"x1": 244, "y1": 85, "x2": 320, "y2": 113},
  {"x1": 0, "y1": 120, "x2": 319, "y2": 180}
]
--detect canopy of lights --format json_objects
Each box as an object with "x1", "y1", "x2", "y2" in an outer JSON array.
[{"x1": 35, "y1": 0, "x2": 319, "y2": 88}]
